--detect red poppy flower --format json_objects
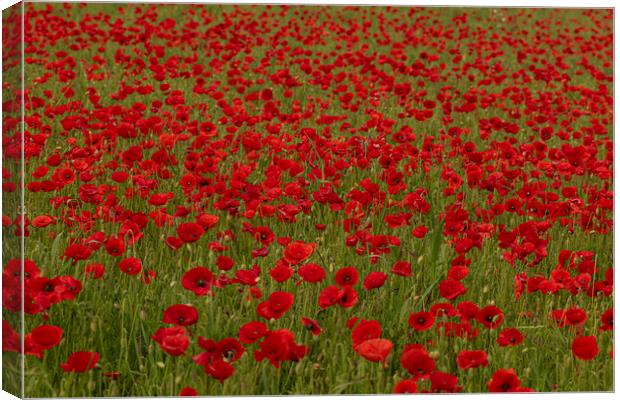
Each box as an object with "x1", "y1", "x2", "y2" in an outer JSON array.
[
  {"x1": 599, "y1": 308, "x2": 613, "y2": 331},
  {"x1": 488, "y1": 368, "x2": 521, "y2": 392},
  {"x1": 318, "y1": 285, "x2": 342, "y2": 308},
  {"x1": 269, "y1": 260, "x2": 294, "y2": 283},
  {"x1": 301, "y1": 317, "x2": 322, "y2": 336},
  {"x1": 334, "y1": 266, "x2": 359, "y2": 287},
  {"x1": 204, "y1": 358, "x2": 235, "y2": 383},
  {"x1": 162, "y1": 304, "x2": 199, "y2": 326},
  {"x1": 283, "y1": 241, "x2": 315, "y2": 264},
  {"x1": 351, "y1": 319, "x2": 382, "y2": 346},
  {"x1": 394, "y1": 379, "x2": 418, "y2": 394},
  {"x1": 253, "y1": 329, "x2": 308, "y2": 368},
  {"x1": 196, "y1": 213, "x2": 219, "y2": 230},
  {"x1": 430, "y1": 371, "x2": 461, "y2": 393},
  {"x1": 497, "y1": 328, "x2": 524, "y2": 347},
  {"x1": 177, "y1": 222, "x2": 205, "y2": 243},
  {"x1": 438, "y1": 278, "x2": 467, "y2": 300},
  {"x1": 338, "y1": 286, "x2": 359, "y2": 308},
  {"x1": 456, "y1": 350, "x2": 489, "y2": 369},
  {"x1": 476, "y1": 305, "x2": 504, "y2": 329},
  {"x1": 457, "y1": 301, "x2": 479, "y2": 321},
  {"x1": 216, "y1": 255, "x2": 234, "y2": 271},
  {"x1": 61, "y1": 351, "x2": 99, "y2": 373},
  {"x1": 354, "y1": 338, "x2": 393, "y2": 363},
  {"x1": 363, "y1": 271, "x2": 388, "y2": 290},
  {"x1": 152, "y1": 327, "x2": 189, "y2": 356},
  {"x1": 411, "y1": 225, "x2": 428, "y2": 238},
  {"x1": 572, "y1": 336, "x2": 599, "y2": 360},
  {"x1": 118, "y1": 257, "x2": 142, "y2": 275},
  {"x1": 182, "y1": 267, "x2": 215, "y2": 296},
  {"x1": 238, "y1": 321, "x2": 268, "y2": 344},
  {"x1": 401, "y1": 347, "x2": 436, "y2": 378},
  {"x1": 104, "y1": 237, "x2": 125, "y2": 257},
  {"x1": 31, "y1": 215, "x2": 55, "y2": 228},
  {"x1": 391, "y1": 260, "x2": 412, "y2": 277},
  {"x1": 29, "y1": 325, "x2": 63, "y2": 350},
  {"x1": 408, "y1": 311, "x2": 435, "y2": 331},
  {"x1": 298, "y1": 263, "x2": 326, "y2": 283},
  {"x1": 84, "y1": 263, "x2": 105, "y2": 279},
  {"x1": 64, "y1": 243, "x2": 93, "y2": 264},
  {"x1": 257, "y1": 291, "x2": 294, "y2": 320},
  {"x1": 179, "y1": 387, "x2": 198, "y2": 396},
  {"x1": 25, "y1": 325, "x2": 63, "y2": 358}
]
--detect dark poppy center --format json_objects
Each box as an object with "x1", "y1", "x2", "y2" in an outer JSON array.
[
  {"x1": 196, "y1": 279, "x2": 206, "y2": 287},
  {"x1": 223, "y1": 349, "x2": 235, "y2": 361},
  {"x1": 418, "y1": 317, "x2": 426, "y2": 324},
  {"x1": 178, "y1": 317, "x2": 185, "y2": 323},
  {"x1": 502, "y1": 383, "x2": 510, "y2": 391}
]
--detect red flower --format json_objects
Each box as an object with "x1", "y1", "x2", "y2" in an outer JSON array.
[
  {"x1": 298, "y1": 263, "x2": 326, "y2": 283},
  {"x1": 338, "y1": 286, "x2": 359, "y2": 308},
  {"x1": 391, "y1": 260, "x2": 412, "y2": 277},
  {"x1": 269, "y1": 260, "x2": 294, "y2": 283},
  {"x1": 104, "y1": 237, "x2": 125, "y2": 257},
  {"x1": 476, "y1": 305, "x2": 504, "y2": 329},
  {"x1": 438, "y1": 278, "x2": 467, "y2": 300},
  {"x1": 488, "y1": 368, "x2": 521, "y2": 392},
  {"x1": 31, "y1": 215, "x2": 55, "y2": 228},
  {"x1": 177, "y1": 222, "x2": 205, "y2": 243},
  {"x1": 257, "y1": 291, "x2": 294, "y2": 320},
  {"x1": 497, "y1": 328, "x2": 524, "y2": 347},
  {"x1": 253, "y1": 329, "x2": 308, "y2": 368},
  {"x1": 182, "y1": 267, "x2": 215, "y2": 296},
  {"x1": 61, "y1": 351, "x2": 99, "y2": 373},
  {"x1": 318, "y1": 285, "x2": 341, "y2": 308},
  {"x1": 152, "y1": 327, "x2": 189, "y2": 356},
  {"x1": 216, "y1": 255, "x2": 234, "y2": 271},
  {"x1": 238, "y1": 321, "x2": 268, "y2": 344},
  {"x1": 362, "y1": 270, "x2": 388, "y2": 291},
  {"x1": 162, "y1": 304, "x2": 199, "y2": 326},
  {"x1": 408, "y1": 311, "x2": 435, "y2": 331},
  {"x1": 84, "y1": 263, "x2": 105, "y2": 279},
  {"x1": 335, "y1": 266, "x2": 359, "y2": 287},
  {"x1": 351, "y1": 319, "x2": 382, "y2": 346},
  {"x1": 25, "y1": 325, "x2": 63, "y2": 358},
  {"x1": 301, "y1": 317, "x2": 322, "y2": 336},
  {"x1": 179, "y1": 387, "x2": 198, "y2": 396},
  {"x1": 394, "y1": 379, "x2": 418, "y2": 394},
  {"x1": 401, "y1": 346, "x2": 435, "y2": 378},
  {"x1": 118, "y1": 257, "x2": 142, "y2": 275},
  {"x1": 456, "y1": 301, "x2": 479, "y2": 321},
  {"x1": 430, "y1": 371, "x2": 461, "y2": 393},
  {"x1": 354, "y1": 338, "x2": 393, "y2": 363},
  {"x1": 64, "y1": 243, "x2": 93, "y2": 264},
  {"x1": 411, "y1": 225, "x2": 428, "y2": 238},
  {"x1": 572, "y1": 336, "x2": 598, "y2": 360},
  {"x1": 196, "y1": 213, "x2": 219, "y2": 230},
  {"x1": 456, "y1": 350, "x2": 488, "y2": 369},
  {"x1": 283, "y1": 241, "x2": 315, "y2": 264},
  {"x1": 599, "y1": 308, "x2": 613, "y2": 331}
]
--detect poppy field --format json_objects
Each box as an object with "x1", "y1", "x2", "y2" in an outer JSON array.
[{"x1": 1, "y1": 3, "x2": 614, "y2": 397}]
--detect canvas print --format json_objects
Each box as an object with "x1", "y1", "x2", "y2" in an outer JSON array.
[{"x1": 1, "y1": 2, "x2": 614, "y2": 397}]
